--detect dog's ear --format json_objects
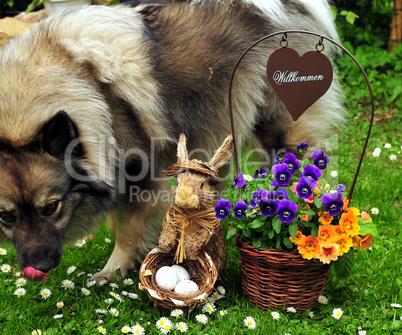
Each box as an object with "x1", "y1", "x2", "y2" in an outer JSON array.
[
  {"x1": 40, "y1": 111, "x2": 84, "y2": 159},
  {"x1": 209, "y1": 134, "x2": 233, "y2": 169}
]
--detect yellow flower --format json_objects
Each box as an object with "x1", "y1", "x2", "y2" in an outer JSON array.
[
  {"x1": 339, "y1": 212, "x2": 360, "y2": 236},
  {"x1": 297, "y1": 236, "x2": 320, "y2": 260},
  {"x1": 318, "y1": 243, "x2": 339, "y2": 264},
  {"x1": 317, "y1": 224, "x2": 336, "y2": 247},
  {"x1": 332, "y1": 234, "x2": 353, "y2": 256},
  {"x1": 289, "y1": 231, "x2": 304, "y2": 245},
  {"x1": 318, "y1": 212, "x2": 333, "y2": 225}
]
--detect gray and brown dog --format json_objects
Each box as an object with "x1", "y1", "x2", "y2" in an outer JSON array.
[{"x1": 0, "y1": 0, "x2": 344, "y2": 282}]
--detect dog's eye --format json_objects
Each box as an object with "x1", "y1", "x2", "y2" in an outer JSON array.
[
  {"x1": 42, "y1": 200, "x2": 60, "y2": 216},
  {"x1": 200, "y1": 183, "x2": 204, "y2": 190},
  {"x1": 0, "y1": 210, "x2": 15, "y2": 224}
]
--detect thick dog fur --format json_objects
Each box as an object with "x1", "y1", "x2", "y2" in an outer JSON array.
[{"x1": 0, "y1": 0, "x2": 344, "y2": 281}]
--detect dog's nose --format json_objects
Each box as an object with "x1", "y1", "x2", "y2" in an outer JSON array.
[{"x1": 34, "y1": 261, "x2": 52, "y2": 274}]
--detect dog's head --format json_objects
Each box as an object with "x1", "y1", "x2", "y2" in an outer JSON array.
[{"x1": 0, "y1": 112, "x2": 115, "y2": 277}]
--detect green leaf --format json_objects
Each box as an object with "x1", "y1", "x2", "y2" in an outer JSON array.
[
  {"x1": 358, "y1": 218, "x2": 379, "y2": 238},
  {"x1": 283, "y1": 236, "x2": 294, "y2": 249},
  {"x1": 226, "y1": 226, "x2": 238, "y2": 240},
  {"x1": 275, "y1": 236, "x2": 282, "y2": 250},
  {"x1": 272, "y1": 218, "x2": 282, "y2": 234},
  {"x1": 289, "y1": 221, "x2": 298, "y2": 237},
  {"x1": 303, "y1": 209, "x2": 316, "y2": 216},
  {"x1": 252, "y1": 240, "x2": 262, "y2": 248},
  {"x1": 268, "y1": 229, "x2": 275, "y2": 239},
  {"x1": 345, "y1": 11, "x2": 359, "y2": 25},
  {"x1": 311, "y1": 225, "x2": 319, "y2": 237},
  {"x1": 314, "y1": 197, "x2": 323, "y2": 209},
  {"x1": 333, "y1": 251, "x2": 354, "y2": 279},
  {"x1": 248, "y1": 219, "x2": 265, "y2": 229}
]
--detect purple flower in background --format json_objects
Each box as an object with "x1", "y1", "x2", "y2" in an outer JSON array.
[
  {"x1": 312, "y1": 150, "x2": 330, "y2": 170},
  {"x1": 233, "y1": 201, "x2": 249, "y2": 219},
  {"x1": 321, "y1": 192, "x2": 344, "y2": 216},
  {"x1": 296, "y1": 177, "x2": 317, "y2": 199},
  {"x1": 215, "y1": 199, "x2": 232, "y2": 220},
  {"x1": 250, "y1": 186, "x2": 268, "y2": 208},
  {"x1": 272, "y1": 163, "x2": 292, "y2": 186},
  {"x1": 297, "y1": 142, "x2": 309, "y2": 153},
  {"x1": 300, "y1": 164, "x2": 322, "y2": 181},
  {"x1": 253, "y1": 166, "x2": 268, "y2": 179},
  {"x1": 275, "y1": 188, "x2": 289, "y2": 201},
  {"x1": 230, "y1": 173, "x2": 245, "y2": 189},
  {"x1": 271, "y1": 180, "x2": 279, "y2": 189},
  {"x1": 282, "y1": 153, "x2": 300, "y2": 174},
  {"x1": 277, "y1": 200, "x2": 298, "y2": 224},
  {"x1": 274, "y1": 157, "x2": 282, "y2": 164},
  {"x1": 259, "y1": 199, "x2": 278, "y2": 217},
  {"x1": 337, "y1": 184, "x2": 346, "y2": 192}
]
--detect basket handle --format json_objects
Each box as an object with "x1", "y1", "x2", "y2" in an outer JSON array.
[{"x1": 228, "y1": 30, "x2": 375, "y2": 203}]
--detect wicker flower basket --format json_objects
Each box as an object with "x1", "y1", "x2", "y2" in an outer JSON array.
[
  {"x1": 138, "y1": 247, "x2": 217, "y2": 310},
  {"x1": 236, "y1": 242, "x2": 331, "y2": 311}
]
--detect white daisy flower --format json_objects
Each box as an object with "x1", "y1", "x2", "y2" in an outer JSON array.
[
  {"x1": 374, "y1": 147, "x2": 381, "y2": 153},
  {"x1": 216, "y1": 285, "x2": 226, "y2": 295},
  {"x1": 105, "y1": 238, "x2": 111, "y2": 243},
  {"x1": 15, "y1": 272, "x2": 21, "y2": 277},
  {"x1": 53, "y1": 314, "x2": 63, "y2": 319},
  {"x1": 308, "y1": 311, "x2": 314, "y2": 318},
  {"x1": 371, "y1": 207, "x2": 379, "y2": 215},
  {"x1": 67, "y1": 266, "x2": 76, "y2": 274},
  {"x1": 219, "y1": 310, "x2": 227, "y2": 316},
  {"x1": 15, "y1": 278, "x2": 27, "y2": 286},
  {"x1": 75, "y1": 239, "x2": 86, "y2": 247},
  {"x1": 121, "y1": 326, "x2": 131, "y2": 333},
  {"x1": 271, "y1": 311, "x2": 280, "y2": 320},
  {"x1": 286, "y1": 307, "x2": 297, "y2": 313},
  {"x1": 205, "y1": 295, "x2": 216, "y2": 303},
  {"x1": 171, "y1": 309, "x2": 184, "y2": 318},
  {"x1": 195, "y1": 314, "x2": 208, "y2": 325},
  {"x1": 109, "y1": 283, "x2": 118, "y2": 289},
  {"x1": 318, "y1": 295, "x2": 328, "y2": 304},
  {"x1": 244, "y1": 174, "x2": 253, "y2": 181},
  {"x1": 95, "y1": 309, "x2": 108, "y2": 315},
  {"x1": 40, "y1": 288, "x2": 51, "y2": 300},
  {"x1": 56, "y1": 302, "x2": 64, "y2": 308},
  {"x1": 87, "y1": 280, "x2": 96, "y2": 287},
  {"x1": 127, "y1": 293, "x2": 139, "y2": 299},
  {"x1": 0, "y1": 248, "x2": 7, "y2": 255},
  {"x1": 202, "y1": 303, "x2": 216, "y2": 314},
  {"x1": 391, "y1": 303, "x2": 402, "y2": 308},
  {"x1": 176, "y1": 322, "x2": 188, "y2": 333},
  {"x1": 156, "y1": 317, "x2": 170, "y2": 329},
  {"x1": 123, "y1": 278, "x2": 134, "y2": 285},
  {"x1": 358, "y1": 331, "x2": 367, "y2": 335},
  {"x1": 131, "y1": 325, "x2": 145, "y2": 335},
  {"x1": 373, "y1": 151, "x2": 380, "y2": 157},
  {"x1": 98, "y1": 326, "x2": 107, "y2": 334},
  {"x1": 244, "y1": 316, "x2": 256, "y2": 329},
  {"x1": 104, "y1": 298, "x2": 114, "y2": 304},
  {"x1": 332, "y1": 308, "x2": 344, "y2": 319},
  {"x1": 109, "y1": 308, "x2": 119, "y2": 317},
  {"x1": 384, "y1": 143, "x2": 391, "y2": 148},
  {"x1": 390, "y1": 155, "x2": 397, "y2": 161},
  {"x1": 330, "y1": 171, "x2": 338, "y2": 178},
  {"x1": 110, "y1": 292, "x2": 122, "y2": 301},
  {"x1": 81, "y1": 288, "x2": 91, "y2": 296},
  {"x1": 211, "y1": 291, "x2": 222, "y2": 300},
  {"x1": 160, "y1": 320, "x2": 173, "y2": 334},
  {"x1": 31, "y1": 330, "x2": 42, "y2": 335},
  {"x1": 61, "y1": 279, "x2": 75, "y2": 290},
  {"x1": 14, "y1": 287, "x2": 26, "y2": 297},
  {"x1": 1, "y1": 264, "x2": 11, "y2": 273},
  {"x1": 99, "y1": 279, "x2": 107, "y2": 286}
]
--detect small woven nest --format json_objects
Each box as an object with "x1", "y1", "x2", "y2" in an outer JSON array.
[{"x1": 139, "y1": 247, "x2": 217, "y2": 310}]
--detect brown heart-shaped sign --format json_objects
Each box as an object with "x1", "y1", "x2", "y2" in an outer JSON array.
[{"x1": 267, "y1": 48, "x2": 333, "y2": 121}]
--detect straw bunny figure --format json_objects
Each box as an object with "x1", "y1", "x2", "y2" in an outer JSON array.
[{"x1": 158, "y1": 133, "x2": 233, "y2": 275}]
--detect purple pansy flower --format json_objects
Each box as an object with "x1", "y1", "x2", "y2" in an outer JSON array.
[
  {"x1": 275, "y1": 188, "x2": 289, "y2": 201},
  {"x1": 277, "y1": 199, "x2": 298, "y2": 224},
  {"x1": 312, "y1": 150, "x2": 330, "y2": 170},
  {"x1": 215, "y1": 199, "x2": 232, "y2": 220},
  {"x1": 259, "y1": 199, "x2": 278, "y2": 217},
  {"x1": 250, "y1": 186, "x2": 268, "y2": 208},
  {"x1": 296, "y1": 177, "x2": 317, "y2": 199},
  {"x1": 282, "y1": 153, "x2": 300, "y2": 174},
  {"x1": 274, "y1": 157, "x2": 282, "y2": 164},
  {"x1": 321, "y1": 192, "x2": 344, "y2": 217},
  {"x1": 233, "y1": 200, "x2": 249, "y2": 219},
  {"x1": 297, "y1": 142, "x2": 309, "y2": 153},
  {"x1": 272, "y1": 163, "x2": 292, "y2": 187},
  {"x1": 230, "y1": 173, "x2": 245, "y2": 189},
  {"x1": 271, "y1": 180, "x2": 279, "y2": 189},
  {"x1": 253, "y1": 166, "x2": 268, "y2": 179},
  {"x1": 337, "y1": 184, "x2": 346, "y2": 192},
  {"x1": 300, "y1": 164, "x2": 322, "y2": 181}
]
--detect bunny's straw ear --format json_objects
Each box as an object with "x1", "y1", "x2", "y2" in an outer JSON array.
[
  {"x1": 209, "y1": 134, "x2": 233, "y2": 169},
  {"x1": 177, "y1": 133, "x2": 189, "y2": 163}
]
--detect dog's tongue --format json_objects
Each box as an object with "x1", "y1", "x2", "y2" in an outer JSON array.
[{"x1": 23, "y1": 267, "x2": 48, "y2": 282}]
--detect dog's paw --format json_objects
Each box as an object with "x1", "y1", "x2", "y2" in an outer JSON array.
[{"x1": 90, "y1": 266, "x2": 127, "y2": 284}]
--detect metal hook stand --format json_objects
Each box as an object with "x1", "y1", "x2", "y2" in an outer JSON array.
[{"x1": 227, "y1": 30, "x2": 375, "y2": 203}]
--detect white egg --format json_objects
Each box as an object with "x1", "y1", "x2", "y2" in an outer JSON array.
[
  {"x1": 155, "y1": 266, "x2": 178, "y2": 291},
  {"x1": 174, "y1": 280, "x2": 199, "y2": 298},
  {"x1": 171, "y1": 265, "x2": 190, "y2": 282}
]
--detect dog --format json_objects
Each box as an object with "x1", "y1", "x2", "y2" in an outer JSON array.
[{"x1": 0, "y1": 0, "x2": 344, "y2": 282}]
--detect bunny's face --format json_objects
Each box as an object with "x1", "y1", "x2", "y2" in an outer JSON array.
[{"x1": 174, "y1": 172, "x2": 215, "y2": 209}]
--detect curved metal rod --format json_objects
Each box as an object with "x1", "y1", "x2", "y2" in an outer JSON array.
[{"x1": 227, "y1": 30, "x2": 375, "y2": 203}]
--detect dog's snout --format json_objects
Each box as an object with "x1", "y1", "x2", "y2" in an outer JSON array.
[{"x1": 34, "y1": 261, "x2": 52, "y2": 274}]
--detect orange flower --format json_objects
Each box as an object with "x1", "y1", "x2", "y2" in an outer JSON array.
[
  {"x1": 318, "y1": 212, "x2": 333, "y2": 225},
  {"x1": 360, "y1": 233, "x2": 373, "y2": 252},
  {"x1": 317, "y1": 224, "x2": 336, "y2": 247},
  {"x1": 332, "y1": 234, "x2": 353, "y2": 256},
  {"x1": 301, "y1": 213, "x2": 309, "y2": 222},
  {"x1": 318, "y1": 243, "x2": 339, "y2": 264},
  {"x1": 290, "y1": 182, "x2": 298, "y2": 193},
  {"x1": 339, "y1": 211, "x2": 360, "y2": 236},
  {"x1": 289, "y1": 231, "x2": 304, "y2": 245},
  {"x1": 351, "y1": 235, "x2": 361, "y2": 248},
  {"x1": 297, "y1": 236, "x2": 320, "y2": 260},
  {"x1": 334, "y1": 225, "x2": 345, "y2": 236},
  {"x1": 361, "y1": 211, "x2": 372, "y2": 221},
  {"x1": 343, "y1": 197, "x2": 350, "y2": 211}
]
